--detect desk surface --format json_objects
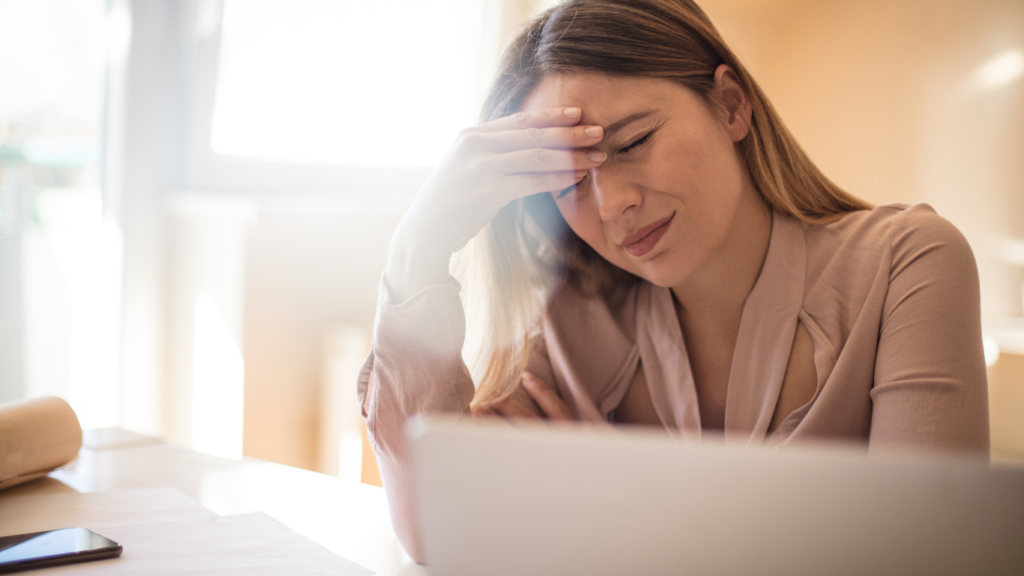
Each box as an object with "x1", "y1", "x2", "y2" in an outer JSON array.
[{"x1": 0, "y1": 434, "x2": 412, "y2": 576}]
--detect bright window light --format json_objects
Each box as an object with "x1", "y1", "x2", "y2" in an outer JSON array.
[
  {"x1": 982, "y1": 335, "x2": 1000, "y2": 368},
  {"x1": 211, "y1": 0, "x2": 490, "y2": 167},
  {"x1": 970, "y1": 48, "x2": 1024, "y2": 93},
  {"x1": 192, "y1": 293, "x2": 245, "y2": 459}
]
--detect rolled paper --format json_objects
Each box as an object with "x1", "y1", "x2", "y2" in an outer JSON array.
[{"x1": 0, "y1": 396, "x2": 82, "y2": 491}]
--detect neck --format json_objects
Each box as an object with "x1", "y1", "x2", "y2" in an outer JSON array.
[{"x1": 670, "y1": 186, "x2": 772, "y2": 324}]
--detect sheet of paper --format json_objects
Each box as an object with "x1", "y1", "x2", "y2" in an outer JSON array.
[
  {"x1": 0, "y1": 487, "x2": 373, "y2": 575},
  {"x1": 31, "y1": 513, "x2": 374, "y2": 575}
]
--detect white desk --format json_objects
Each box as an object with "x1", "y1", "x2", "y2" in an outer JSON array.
[{"x1": 0, "y1": 431, "x2": 414, "y2": 575}]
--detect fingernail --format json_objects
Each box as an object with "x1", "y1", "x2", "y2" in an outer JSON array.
[
  {"x1": 584, "y1": 126, "x2": 603, "y2": 138},
  {"x1": 563, "y1": 107, "x2": 581, "y2": 118},
  {"x1": 587, "y1": 151, "x2": 607, "y2": 162},
  {"x1": 574, "y1": 170, "x2": 587, "y2": 178}
]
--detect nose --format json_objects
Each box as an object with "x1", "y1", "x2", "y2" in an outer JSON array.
[{"x1": 590, "y1": 166, "x2": 642, "y2": 222}]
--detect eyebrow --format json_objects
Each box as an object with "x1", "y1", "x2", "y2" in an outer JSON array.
[{"x1": 603, "y1": 109, "x2": 657, "y2": 138}]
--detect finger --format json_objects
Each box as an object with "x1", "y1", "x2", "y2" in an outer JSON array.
[
  {"x1": 480, "y1": 124, "x2": 605, "y2": 153},
  {"x1": 492, "y1": 148, "x2": 607, "y2": 175},
  {"x1": 477, "y1": 107, "x2": 584, "y2": 133},
  {"x1": 521, "y1": 372, "x2": 572, "y2": 420},
  {"x1": 499, "y1": 169, "x2": 588, "y2": 198},
  {"x1": 491, "y1": 397, "x2": 541, "y2": 420}
]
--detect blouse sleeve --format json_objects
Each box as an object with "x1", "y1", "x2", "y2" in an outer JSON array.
[
  {"x1": 357, "y1": 274, "x2": 554, "y2": 562},
  {"x1": 869, "y1": 205, "x2": 990, "y2": 454},
  {"x1": 356, "y1": 274, "x2": 474, "y2": 562}
]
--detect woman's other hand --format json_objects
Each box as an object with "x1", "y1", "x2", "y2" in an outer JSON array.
[
  {"x1": 386, "y1": 108, "x2": 606, "y2": 301},
  {"x1": 474, "y1": 371, "x2": 572, "y2": 422}
]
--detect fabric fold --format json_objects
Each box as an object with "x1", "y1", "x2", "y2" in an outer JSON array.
[{"x1": 724, "y1": 211, "x2": 807, "y2": 442}]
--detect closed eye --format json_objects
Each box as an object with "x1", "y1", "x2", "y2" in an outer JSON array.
[{"x1": 618, "y1": 131, "x2": 653, "y2": 154}]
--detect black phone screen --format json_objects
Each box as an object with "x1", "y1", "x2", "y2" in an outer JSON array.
[{"x1": 0, "y1": 528, "x2": 122, "y2": 573}]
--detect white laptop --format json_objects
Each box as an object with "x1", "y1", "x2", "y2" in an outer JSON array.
[{"x1": 406, "y1": 417, "x2": 1024, "y2": 576}]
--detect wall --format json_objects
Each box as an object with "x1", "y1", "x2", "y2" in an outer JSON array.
[{"x1": 241, "y1": 199, "x2": 403, "y2": 470}]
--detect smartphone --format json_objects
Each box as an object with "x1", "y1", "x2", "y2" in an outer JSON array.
[{"x1": 0, "y1": 528, "x2": 122, "y2": 573}]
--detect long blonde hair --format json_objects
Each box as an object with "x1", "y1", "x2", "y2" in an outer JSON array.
[{"x1": 458, "y1": 0, "x2": 871, "y2": 410}]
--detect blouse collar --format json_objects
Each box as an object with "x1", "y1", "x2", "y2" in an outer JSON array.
[{"x1": 635, "y1": 209, "x2": 807, "y2": 441}]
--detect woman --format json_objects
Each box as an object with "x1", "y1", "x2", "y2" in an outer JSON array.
[{"x1": 358, "y1": 0, "x2": 989, "y2": 561}]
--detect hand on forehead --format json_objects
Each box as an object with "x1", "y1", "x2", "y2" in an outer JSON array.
[{"x1": 521, "y1": 73, "x2": 680, "y2": 127}]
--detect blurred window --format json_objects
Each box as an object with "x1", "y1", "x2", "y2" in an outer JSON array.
[
  {"x1": 211, "y1": 0, "x2": 490, "y2": 167},
  {"x1": 0, "y1": 0, "x2": 120, "y2": 427},
  {"x1": 0, "y1": 0, "x2": 105, "y2": 187}
]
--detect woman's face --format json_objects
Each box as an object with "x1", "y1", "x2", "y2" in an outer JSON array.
[{"x1": 521, "y1": 71, "x2": 759, "y2": 289}]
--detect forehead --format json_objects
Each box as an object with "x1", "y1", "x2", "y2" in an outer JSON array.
[{"x1": 521, "y1": 72, "x2": 696, "y2": 126}]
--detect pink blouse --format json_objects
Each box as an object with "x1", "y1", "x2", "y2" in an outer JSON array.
[{"x1": 358, "y1": 203, "x2": 990, "y2": 558}]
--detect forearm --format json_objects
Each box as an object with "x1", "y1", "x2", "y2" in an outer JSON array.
[
  {"x1": 385, "y1": 220, "x2": 456, "y2": 304},
  {"x1": 363, "y1": 104, "x2": 603, "y2": 559},
  {"x1": 357, "y1": 275, "x2": 476, "y2": 560}
]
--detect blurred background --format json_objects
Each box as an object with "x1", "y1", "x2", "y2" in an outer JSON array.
[{"x1": 0, "y1": 0, "x2": 1021, "y2": 486}]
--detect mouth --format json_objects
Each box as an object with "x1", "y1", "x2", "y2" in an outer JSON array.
[{"x1": 621, "y1": 213, "x2": 675, "y2": 258}]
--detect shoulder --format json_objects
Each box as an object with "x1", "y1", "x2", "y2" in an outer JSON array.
[
  {"x1": 817, "y1": 202, "x2": 966, "y2": 244},
  {"x1": 806, "y1": 203, "x2": 975, "y2": 275},
  {"x1": 800, "y1": 203, "x2": 978, "y2": 312},
  {"x1": 880, "y1": 204, "x2": 975, "y2": 278}
]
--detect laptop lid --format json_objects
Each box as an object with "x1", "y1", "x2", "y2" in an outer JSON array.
[{"x1": 408, "y1": 416, "x2": 1024, "y2": 576}]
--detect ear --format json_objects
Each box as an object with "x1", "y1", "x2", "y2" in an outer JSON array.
[{"x1": 712, "y1": 64, "x2": 753, "y2": 142}]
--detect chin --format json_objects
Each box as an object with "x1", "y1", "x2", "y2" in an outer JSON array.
[
  {"x1": 630, "y1": 263, "x2": 684, "y2": 288},
  {"x1": 637, "y1": 272, "x2": 679, "y2": 288},
  {"x1": 626, "y1": 252, "x2": 698, "y2": 289}
]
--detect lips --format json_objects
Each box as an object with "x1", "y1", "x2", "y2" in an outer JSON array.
[{"x1": 621, "y1": 213, "x2": 675, "y2": 258}]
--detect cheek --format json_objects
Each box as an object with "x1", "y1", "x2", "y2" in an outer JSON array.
[
  {"x1": 554, "y1": 196, "x2": 616, "y2": 257},
  {"x1": 663, "y1": 127, "x2": 744, "y2": 218}
]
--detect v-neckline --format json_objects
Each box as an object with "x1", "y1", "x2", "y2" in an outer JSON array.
[{"x1": 634, "y1": 210, "x2": 807, "y2": 441}]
